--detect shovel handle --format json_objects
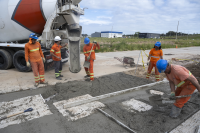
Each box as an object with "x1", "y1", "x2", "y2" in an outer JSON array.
[
  {"x1": 175, "y1": 95, "x2": 192, "y2": 98},
  {"x1": 7, "y1": 111, "x2": 23, "y2": 118},
  {"x1": 2, "y1": 108, "x2": 33, "y2": 120}
]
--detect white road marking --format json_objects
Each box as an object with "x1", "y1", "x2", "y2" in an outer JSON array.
[
  {"x1": 53, "y1": 94, "x2": 105, "y2": 121},
  {"x1": 0, "y1": 95, "x2": 52, "y2": 129},
  {"x1": 170, "y1": 110, "x2": 200, "y2": 133},
  {"x1": 122, "y1": 98, "x2": 152, "y2": 112},
  {"x1": 150, "y1": 90, "x2": 164, "y2": 95}
]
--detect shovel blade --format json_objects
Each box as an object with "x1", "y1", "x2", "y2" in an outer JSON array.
[
  {"x1": 83, "y1": 61, "x2": 90, "y2": 68},
  {"x1": 162, "y1": 100, "x2": 175, "y2": 104}
]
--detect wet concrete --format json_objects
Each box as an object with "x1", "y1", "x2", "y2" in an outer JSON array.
[
  {"x1": 101, "y1": 83, "x2": 200, "y2": 133},
  {"x1": 41, "y1": 72, "x2": 153, "y2": 101},
  {"x1": 1, "y1": 72, "x2": 200, "y2": 133}
]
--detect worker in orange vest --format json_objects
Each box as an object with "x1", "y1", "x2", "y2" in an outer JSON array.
[
  {"x1": 83, "y1": 38, "x2": 100, "y2": 81},
  {"x1": 25, "y1": 33, "x2": 47, "y2": 87},
  {"x1": 156, "y1": 59, "x2": 200, "y2": 118},
  {"x1": 50, "y1": 36, "x2": 67, "y2": 80},
  {"x1": 146, "y1": 42, "x2": 163, "y2": 81}
]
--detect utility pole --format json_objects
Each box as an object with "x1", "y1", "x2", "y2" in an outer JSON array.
[{"x1": 176, "y1": 21, "x2": 179, "y2": 40}]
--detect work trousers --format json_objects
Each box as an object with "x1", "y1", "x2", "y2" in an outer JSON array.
[
  {"x1": 31, "y1": 59, "x2": 45, "y2": 83},
  {"x1": 54, "y1": 60, "x2": 62, "y2": 78},
  {"x1": 174, "y1": 83, "x2": 196, "y2": 108},
  {"x1": 146, "y1": 61, "x2": 160, "y2": 81},
  {"x1": 84, "y1": 60, "x2": 94, "y2": 81}
]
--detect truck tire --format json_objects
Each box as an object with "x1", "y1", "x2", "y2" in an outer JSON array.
[
  {"x1": 0, "y1": 49, "x2": 12, "y2": 70},
  {"x1": 5, "y1": 49, "x2": 15, "y2": 68},
  {"x1": 13, "y1": 50, "x2": 32, "y2": 72}
]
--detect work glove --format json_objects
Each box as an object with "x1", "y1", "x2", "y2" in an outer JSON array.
[
  {"x1": 169, "y1": 92, "x2": 176, "y2": 100},
  {"x1": 42, "y1": 57, "x2": 45, "y2": 62},
  {"x1": 87, "y1": 56, "x2": 90, "y2": 60},
  {"x1": 93, "y1": 40, "x2": 97, "y2": 44},
  {"x1": 26, "y1": 62, "x2": 30, "y2": 67}
]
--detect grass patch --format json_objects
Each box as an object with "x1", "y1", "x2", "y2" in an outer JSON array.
[{"x1": 80, "y1": 35, "x2": 200, "y2": 53}]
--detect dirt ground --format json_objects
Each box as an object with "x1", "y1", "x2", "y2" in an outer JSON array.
[
  {"x1": 124, "y1": 55, "x2": 200, "y2": 83},
  {"x1": 185, "y1": 63, "x2": 200, "y2": 83}
]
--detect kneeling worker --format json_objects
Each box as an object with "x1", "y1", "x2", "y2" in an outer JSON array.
[
  {"x1": 156, "y1": 59, "x2": 200, "y2": 118},
  {"x1": 50, "y1": 36, "x2": 67, "y2": 80},
  {"x1": 83, "y1": 37, "x2": 100, "y2": 81},
  {"x1": 25, "y1": 33, "x2": 47, "y2": 87}
]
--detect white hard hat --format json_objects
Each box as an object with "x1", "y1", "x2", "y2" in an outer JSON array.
[{"x1": 54, "y1": 36, "x2": 62, "y2": 41}]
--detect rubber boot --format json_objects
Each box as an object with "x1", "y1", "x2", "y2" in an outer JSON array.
[
  {"x1": 59, "y1": 74, "x2": 63, "y2": 77},
  {"x1": 169, "y1": 105, "x2": 182, "y2": 118},
  {"x1": 84, "y1": 75, "x2": 90, "y2": 78},
  {"x1": 34, "y1": 82, "x2": 39, "y2": 87},
  {"x1": 40, "y1": 81, "x2": 48, "y2": 84}
]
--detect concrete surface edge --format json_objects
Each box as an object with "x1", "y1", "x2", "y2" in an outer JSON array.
[{"x1": 64, "y1": 80, "x2": 168, "y2": 109}]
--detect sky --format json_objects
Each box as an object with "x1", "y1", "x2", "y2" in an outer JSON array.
[{"x1": 79, "y1": 0, "x2": 200, "y2": 35}]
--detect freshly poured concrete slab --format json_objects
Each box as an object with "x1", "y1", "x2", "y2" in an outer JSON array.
[
  {"x1": 122, "y1": 98, "x2": 152, "y2": 112},
  {"x1": 170, "y1": 110, "x2": 200, "y2": 133},
  {"x1": 53, "y1": 94, "x2": 105, "y2": 121},
  {"x1": 0, "y1": 95, "x2": 52, "y2": 129}
]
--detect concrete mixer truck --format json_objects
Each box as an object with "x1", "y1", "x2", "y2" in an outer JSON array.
[{"x1": 0, "y1": 0, "x2": 84, "y2": 73}]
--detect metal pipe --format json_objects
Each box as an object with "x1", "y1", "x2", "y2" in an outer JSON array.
[
  {"x1": 134, "y1": 50, "x2": 141, "y2": 75},
  {"x1": 97, "y1": 108, "x2": 137, "y2": 133},
  {"x1": 176, "y1": 21, "x2": 179, "y2": 40}
]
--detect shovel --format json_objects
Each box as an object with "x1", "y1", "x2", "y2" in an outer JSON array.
[
  {"x1": 0, "y1": 108, "x2": 33, "y2": 121},
  {"x1": 156, "y1": 94, "x2": 192, "y2": 104},
  {"x1": 83, "y1": 60, "x2": 90, "y2": 68},
  {"x1": 83, "y1": 44, "x2": 94, "y2": 68}
]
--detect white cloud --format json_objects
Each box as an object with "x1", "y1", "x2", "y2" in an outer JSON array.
[
  {"x1": 80, "y1": 17, "x2": 112, "y2": 25},
  {"x1": 97, "y1": 16, "x2": 112, "y2": 20},
  {"x1": 80, "y1": 0, "x2": 200, "y2": 34},
  {"x1": 154, "y1": 0, "x2": 164, "y2": 6}
]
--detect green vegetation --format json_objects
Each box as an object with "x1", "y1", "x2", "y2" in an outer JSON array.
[{"x1": 80, "y1": 35, "x2": 200, "y2": 53}]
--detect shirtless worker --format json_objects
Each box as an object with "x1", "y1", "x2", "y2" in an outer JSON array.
[{"x1": 156, "y1": 59, "x2": 200, "y2": 118}]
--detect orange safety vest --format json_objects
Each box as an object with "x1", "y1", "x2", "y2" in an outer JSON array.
[
  {"x1": 25, "y1": 39, "x2": 44, "y2": 62},
  {"x1": 50, "y1": 43, "x2": 62, "y2": 61},
  {"x1": 83, "y1": 42, "x2": 100, "y2": 60},
  {"x1": 149, "y1": 48, "x2": 163, "y2": 62}
]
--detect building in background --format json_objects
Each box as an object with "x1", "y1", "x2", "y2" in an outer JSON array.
[
  {"x1": 101, "y1": 31, "x2": 123, "y2": 38},
  {"x1": 82, "y1": 34, "x2": 88, "y2": 38},
  {"x1": 139, "y1": 33, "x2": 161, "y2": 38},
  {"x1": 91, "y1": 32, "x2": 101, "y2": 37}
]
